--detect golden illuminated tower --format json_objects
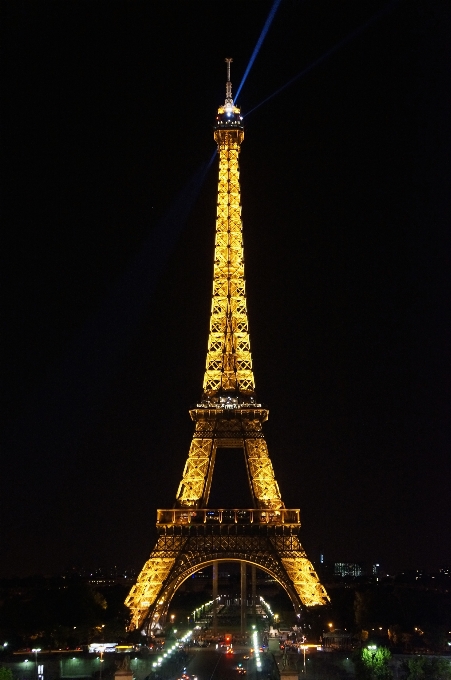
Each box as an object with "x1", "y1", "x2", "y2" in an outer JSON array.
[{"x1": 125, "y1": 60, "x2": 328, "y2": 631}]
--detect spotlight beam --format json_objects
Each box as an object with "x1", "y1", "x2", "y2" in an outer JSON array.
[
  {"x1": 235, "y1": 0, "x2": 283, "y2": 101},
  {"x1": 245, "y1": 0, "x2": 399, "y2": 117}
]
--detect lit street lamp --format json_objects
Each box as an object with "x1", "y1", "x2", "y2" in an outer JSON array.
[
  {"x1": 98, "y1": 645, "x2": 105, "y2": 680},
  {"x1": 301, "y1": 636, "x2": 306, "y2": 675},
  {"x1": 32, "y1": 648, "x2": 41, "y2": 680}
]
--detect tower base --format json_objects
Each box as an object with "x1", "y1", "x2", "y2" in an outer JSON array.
[{"x1": 125, "y1": 512, "x2": 329, "y2": 631}]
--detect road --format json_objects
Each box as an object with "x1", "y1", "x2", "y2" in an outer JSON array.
[{"x1": 185, "y1": 647, "x2": 256, "y2": 680}]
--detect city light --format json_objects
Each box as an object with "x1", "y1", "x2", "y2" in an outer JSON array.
[
  {"x1": 252, "y1": 630, "x2": 262, "y2": 671},
  {"x1": 149, "y1": 628, "x2": 193, "y2": 673},
  {"x1": 259, "y1": 596, "x2": 273, "y2": 618}
]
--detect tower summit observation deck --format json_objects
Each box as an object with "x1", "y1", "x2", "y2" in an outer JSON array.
[{"x1": 125, "y1": 60, "x2": 328, "y2": 632}]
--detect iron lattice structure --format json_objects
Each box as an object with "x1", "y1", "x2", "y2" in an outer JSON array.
[{"x1": 125, "y1": 61, "x2": 329, "y2": 631}]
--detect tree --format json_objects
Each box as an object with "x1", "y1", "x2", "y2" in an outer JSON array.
[
  {"x1": 406, "y1": 656, "x2": 451, "y2": 680},
  {"x1": 0, "y1": 578, "x2": 108, "y2": 648},
  {"x1": 353, "y1": 646, "x2": 393, "y2": 680},
  {"x1": 354, "y1": 590, "x2": 373, "y2": 630},
  {"x1": 0, "y1": 668, "x2": 13, "y2": 680}
]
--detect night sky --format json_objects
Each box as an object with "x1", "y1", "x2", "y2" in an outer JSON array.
[{"x1": 2, "y1": 0, "x2": 450, "y2": 578}]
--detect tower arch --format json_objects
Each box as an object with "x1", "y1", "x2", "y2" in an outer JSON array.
[{"x1": 144, "y1": 555, "x2": 303, "y2": 632}]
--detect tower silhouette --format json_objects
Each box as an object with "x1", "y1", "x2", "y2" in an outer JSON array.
[{"x1": 125, "y1": 60, "x2": 328, "y2": 632}]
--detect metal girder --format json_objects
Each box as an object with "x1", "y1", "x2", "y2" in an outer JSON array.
[
  {"x1": 175, "y1": 407, "x2": 283, "y2": 510},
  {"x1": 124, "y1": 535, "x2": 185, "y2": 631},
  {"x1": 203, "y1": 124, "x2": 253, "y2": 397}
]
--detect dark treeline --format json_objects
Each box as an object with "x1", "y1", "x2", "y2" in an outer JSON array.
[
  {"x1": 321, "y1": 582, "x2": 451, "y2": 652},
  {"x1": 0, "y1": 575, "x2": 450, "y2": 653},
  {"x1": 0, "y1": 576, "x2": 129, "y2": 649}
]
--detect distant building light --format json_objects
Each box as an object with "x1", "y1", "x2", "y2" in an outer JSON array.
[
  {"x1": 88, "y1": 643, "x2": 117, "y2": 653},
  {"x1": 335, "y1": 563, "x2": 363, "y2": 578}
]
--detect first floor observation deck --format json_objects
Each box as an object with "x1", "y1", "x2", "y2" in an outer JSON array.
[{"x1": 156, "y1": 508, "x2": 300, "y2": 527}]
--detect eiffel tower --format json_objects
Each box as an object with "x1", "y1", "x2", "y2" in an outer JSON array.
[{"x1": 125, "y1": 59, "x2": 329, "y2": 632}]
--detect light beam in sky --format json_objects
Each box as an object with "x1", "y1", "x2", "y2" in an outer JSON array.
[
  {"x1": 245, "y1": 0, "x2": 399, "y2": 117},
  {"x1": 235, "y1": 0, "x2": 283, "y2": 101}
]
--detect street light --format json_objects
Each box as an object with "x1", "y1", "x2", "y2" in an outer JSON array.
[
  {"x1": 300, "y1": 636, "x2": 307, "y2": 675},
  {"x1": 98, "y1": 645, "x2": 105, "y2": 680},
  {"x1": 32, "y1": 648, "x2": 41, "y2": 680}
]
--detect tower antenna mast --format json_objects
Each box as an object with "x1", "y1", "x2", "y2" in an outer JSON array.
[{"x1": 225, "y1": 57, "x2": 233, "y2": 105}]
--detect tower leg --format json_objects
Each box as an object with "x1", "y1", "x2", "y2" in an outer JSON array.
[
  {"x1": 252, "y1": 565, "x2": 257, "y2": 616},
  {"x1": 213, "y1": 561, "x2": 218, "y2": 636},
  {"x1": 241, "y1": 562, "x2": 246, "y2": 638}
]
